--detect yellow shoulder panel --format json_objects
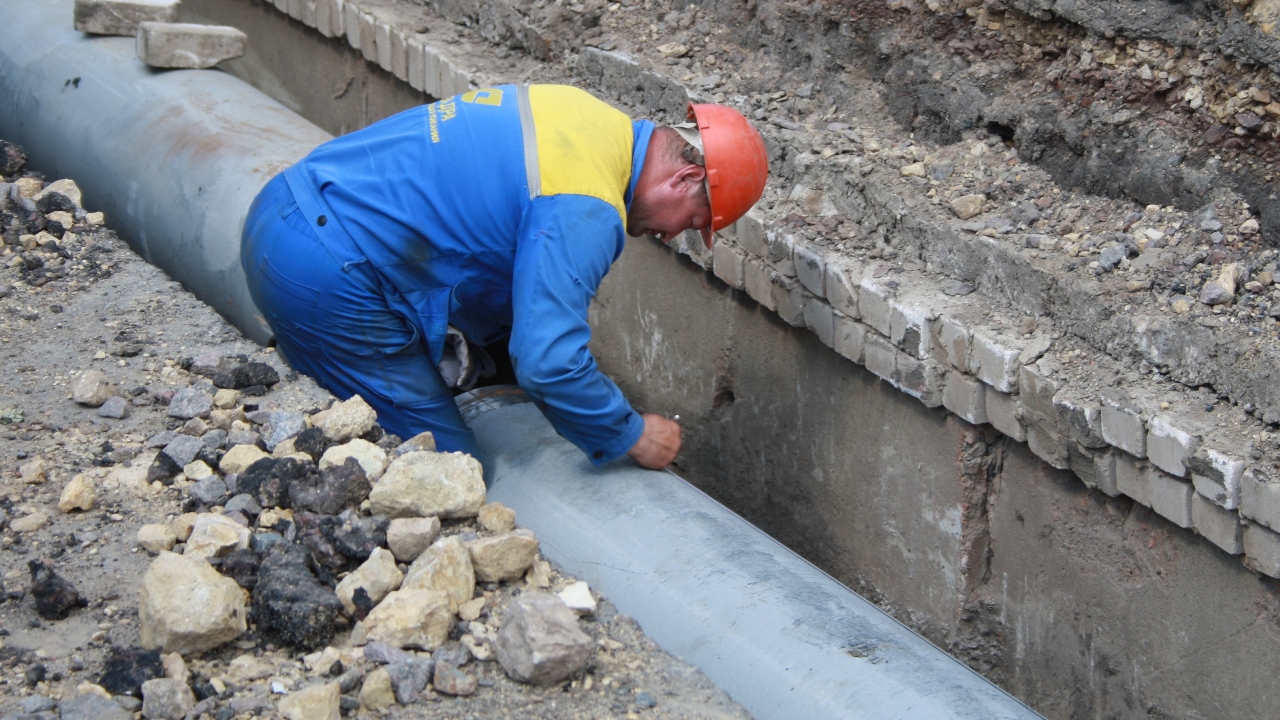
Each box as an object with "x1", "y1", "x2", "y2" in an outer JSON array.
[{"x1": 527, "y1": 85, "x2": 633, "y2": 223}]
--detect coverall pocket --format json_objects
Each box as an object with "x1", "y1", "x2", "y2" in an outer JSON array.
[{"x1": 256, "y1": 255, "x2": 320, "y2": 330}]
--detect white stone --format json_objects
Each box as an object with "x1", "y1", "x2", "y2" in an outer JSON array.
[
  {"x1": 278, "y1": 681, "x2": 340, "y2": 720},
  {"x1": 1149, "y1": 470, "x2": 1193, "y2": 529},
  {"x1": 312, "y1": 395, "x2": 378, "y2": 442},
  {"x1": 1146, "y1": 415, "x2": 1200, "y2": 478},
  {"x1": 468, "y1": 529, "x2": 539, "y2": 583},
  {"x1": 402, "y1": 536, "x2": 475, "y2": 611},
  {"x1": 335, "y1": 548, "x2": 403, "y2": 616},
  {"x1": 969, "y1": 333, "x2": 1020, "y2": 393},
  {"x1": 386, "y1": 516, "x2": 441, "y2": 563},
  {"x1": 557, "y1": 581, "x2": 596, "y2": 615},
  {"x1": 137, "y1": 524, "x2": 178, "y2": 553},
  {"x1": 73, "y1": 369, "x2": 115, "y2": 407},
  {"x1": 184, "y1": 513, "x2": 250, "y2": 560},
  {"x1": 58, "y1": 474, "x2": 97, "y2": 513},
  {"x1": 139, "y1": 553, "x2": 247, "y2": 654},
  {"x1": 370, "y1": 451, "x2": 485, "y2": 519},
  {"x1": 75, "y1": 0, "x2": 179, "y2": 36},
  {"x1": 1191, "y1": 494, "x2": 1243, "y2": 555},
  {"x1": 183, "y1": 460, "x2": 214, "y2": 481},
  {"x1": 220, "y1": 444, "x2": 269, "y2": 475},
  {"x1": 34, "y1": 179, "x2": 84, "y2": 208},
  {"x1": 20, "y1": 456, "x2": 47, "y2": 484},
  {"x1": 942, "y1": 373, "x2": 987, "y2": 425},
  {"x1": 363, "y1": 589, "x2": 452, "y2": 650},
  {"x1": 319, "y1": 438, "x2": 388, "y2": 480},
  {"x1": 136, "y1": 23, "x2": 248, "y2": 70},
  {"x1": 1188, "y1": 448, "x2": 1245, "y2": 510}
]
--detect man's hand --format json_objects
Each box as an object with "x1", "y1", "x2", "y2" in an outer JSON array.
[{"x1": 627, "y1": 413, "x2": 682, "y2": 469}]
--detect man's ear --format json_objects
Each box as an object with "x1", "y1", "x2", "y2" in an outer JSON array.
[{"x1": 673, "y1": 163, "x2": 707, "y2": 194}]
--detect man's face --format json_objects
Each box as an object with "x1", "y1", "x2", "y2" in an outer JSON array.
[{"x1": 627, "y1": 164, "x2": 711, "y2": 243}]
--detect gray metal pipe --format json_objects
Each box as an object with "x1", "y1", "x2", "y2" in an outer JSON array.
[
  {"x1": 0, "y1": 0, "x2": 332, "y2": 344},
  {"x1": 462, "y1": 387, "x2": 1041, "y2": 720}
]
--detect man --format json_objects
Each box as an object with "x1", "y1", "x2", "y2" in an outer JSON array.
[{"x1": 241, "y1": 84, "x2": 767, "y2": 469}]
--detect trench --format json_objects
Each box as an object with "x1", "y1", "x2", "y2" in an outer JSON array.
[{"x1": 11, "y1": 0, "x2": 1280, "y2": 718}]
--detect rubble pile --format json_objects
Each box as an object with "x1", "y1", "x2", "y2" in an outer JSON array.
[{"x1": 0, "y1": 139, "x2": 748, "y2": 719}]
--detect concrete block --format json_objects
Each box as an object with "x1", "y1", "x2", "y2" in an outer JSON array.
[
  {"x1": 834, "y1": 316, "x2": 866, "y2": 364},
  {"x1": 1186, "y1": 447, "x2": 1245, "y2": 510},
  {"x1": 712, "y1": 242, "x2": 746, "y2": 290},
  {"x1": 423, "y1": 47, "x2": 441, "y2": 97},
  {"x1": 970, "y1": 332, "x2": 1020, "y2": 393},
  {"x1": 1115, "y1": 453, "x2": 1151, "y2": 507},
  {"x1": 1018, "y1": 364, "x2": 1060, "y2": 419},
  {"x1": 890, "y1": 301, "x2": 932, "y2": 360},
  {"x1": 344, "y1": 2, "x2": 361, "y2": 49},
  {"x1": 1146, "y1": 415, "x2": 1201, "y2": 478},
  {"x1": 274, "y1": 0, "x2": 288, "y2": 13},
  {"x1": 1069, "y1": 443, "x2": 1099, "y2": 490},
  {"x1": 317, "y1": 0, "x2": 344, "y2": 38},
  {"x1": 407, "y1": 38, "x2": 425, "y2": 92},
  {"x1": 1240, "y1": 469, "x2": 1280, "y2": 531},
  {"x1": 135, "y1": 23, "x2": 248, "y2": 69},
  {"x1": 390, "y1": 28, "x2": 409, "y2": 80},
  {"x1": 772, "y1": 274, "x2": 806, "y2": 327},
  {"x1": 825, "y1": 257, "x2": 860, "y2": 318},
  {"x1": 1192, "y1": 494, "x2": 1244, "y2": 555},
  {"x1": 985, "y1": 390, "x2": 1025, "y2": 442},
  {"x1": 863, "y1": 333, "x2": 897, "y2": 383},
  {"x1": 933, "y1": 316, "x2": 971, "y2": 371},
  {"x1": 794, "y1": 242, "x2": 826, "y2": 297},
  {"x1": 1053, "y1": 394, "x2": 1106, "y2": 449},
  {"x1": 1244, "y1": 523, "x2": 1280, "y2": 578},
  {"x1": 1149, "y1": 469, "x2": 1193, "y2": 529},
  {"x1": 803, "y1": 298, "x2": 835, "y2": 349},
  {"x1": 75, "y1": 0, "x2": 178, "y2": 36},
  {"x1": 942, "y1": 373, "x2": 987, "y2": 425},
  {"x1": 765, "y1": 231, "x2": 796, "y2": 277},
  {"x1": 1025, "y1": 410, "x2": 1070, "y2": 470},
  {"x1": 287, "y1": 0, "x2": 305, "y2": 21},
  {"x1": 737, "y1": 211, "x2": 767, "y2": 257},
  {"x1": 896, "y1": 355, "x2": 945, "y2": 408},
  {"x1": 1100, "y1": 388, "x2": 1146, "y2": 458},
  {"x1": 1086, "y1": 447, "x2": 1121, "y2": 496},
  {"x1": 743, "y1": 258, "x2": 775, "y2": 311},
  {"x1": 374, "y1": 20, "x2": 394, "y2": 71},
  {"x1": 856, "y1": 281, "x2": 892, "y2": 337},
  {"x1": 303, "y1": 0, "x2": 318, "y2": 28},
  {"x1": 359, "y1": 12, "x2": 377, "y2": 63}
]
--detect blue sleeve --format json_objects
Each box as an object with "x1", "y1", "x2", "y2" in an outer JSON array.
[{"x1": 510, "y1": 195, "x2": 646, "y2": 466}]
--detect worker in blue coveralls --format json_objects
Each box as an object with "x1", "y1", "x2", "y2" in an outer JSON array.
[{"x1": 241, "y1": 85, "x2": 768, "y2": 470}]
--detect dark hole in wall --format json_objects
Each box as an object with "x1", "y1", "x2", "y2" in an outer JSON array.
[{"x1": 985, "y1": 121, "x2": 1016, "y2": 143}]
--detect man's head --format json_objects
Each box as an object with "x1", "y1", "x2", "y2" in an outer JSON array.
[{"x1": 628, "y1": 103, "x2": 769, "y2": 248}]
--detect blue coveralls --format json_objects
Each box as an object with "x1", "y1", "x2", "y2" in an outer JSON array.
[{"x1": 241, "y1": 84, "x2": 652, "y2": 463}]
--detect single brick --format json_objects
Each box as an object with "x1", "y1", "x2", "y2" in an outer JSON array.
[
  {"x1": 1243, "y1": 523, "x2": 1280, "y2": 579},
  {"x1": 713, "y1": 242, "x2": 746, "y2": 290},
  {"x1": 1186, "y1": 447, "x2": 1245, "y2": 510},
  {"x1": 390, "y1": 28, "x2": 409, "y2": 80},
  {"x1": 1100, "y1": 388, "x2": 1146, "y2": 458},
  {"x1": 316, "y1": 0, "x2": 344, "y2": 37},
  {"x1": 737, "y1": 212, "x2": 768, "y2": 257},
  {"x1": 1025, "y1": 410, "x2": 1070, "y2": 470},
  {"x1": 765, "y1": 231, "x2": 796, "y2": 277},
  {"x1": 1053, "y1": 394, "x2": 1107, "y2": 449},
  {"x1": 1146, "y1": 415, "x2": 1201, "y2": 478},
  {"x1": 136, "y1": 23, "x2": 248, "y2": 69},
  {"x1": 273, "y1": 0, "x2": 288, "y2": 12},
  {"x1": 772, "y1": 274, "x2": 806, "y2": 327},
  {"x1": 857, "y1": 281, "x2": 892, "y2": 336},
  {"x1": 1191, "y1": 494, "x2": 1243, "y2": 555},
  {"x1": 1087, "y1": 447, "x2": 1121, "y2": 497},
  {"x1": 834, "y1": 316, "x2": 867, "y2": 364},
  {"x1": 287, "y1": 0, "x2": 306, "y2": 21},
  {"x1": 896, "y1": 355, "x2": 945, "y2": 408},
  {"x1": 985, "y1": 390, "x2": 1025, "y2": 442},
  {"x1": 943, "y1": 373, "x2": 988, "y2": 425},
  {"x1": 863, "y1": 333, "x2": 897, "y2": 382},
  {"x1": 1149, "y1": 469, "x2": 1193, "y2": 529},
  {"x1": 933, "y1": 316, "x2": 971, "y2": 371},
  {"x1": 890, "y1": 301, "x2": 932, "y2": 360},
  {"x1": 407, "y1": 38, "x2": 426, "y2": 92},
  {"x1": 970, "y1": 332, "x2": 1020, "y2": 393},
  {"x1": 825, "y1": 258, "x2": 860, "y2": 318},
  {"x1": 344, "y1": 2, "x2": 361, "y2": 48},
  {"x1": 1115, "y1": 452, "x2": 1151, "y2": 508},
  {"x1": 1018, "y1": 364, "x2": 1060, "y2": 418},
  {"x1": 794, "y1": 242, "x2": 826, "y2": 298},
  {"x1": 804, "y1": 298, "x2": 835, "y2": 349},
  {"x1": 1240, "y1": 469, "x2": 1280, "y2": 531},
  {"x1": 359, "y1": 12, "x2": 377, "y2": 63},
  {"x1": 423, "y1": 46, "x2": 442, "y2": 97},
  {"x1": 75, "y1": 0, "x2": 179, "y2": 36},
  {"x1": 743, "y1": 258, "x2": 775, "y2": 311}
]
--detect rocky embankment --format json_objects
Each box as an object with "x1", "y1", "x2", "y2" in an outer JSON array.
[{"x1": 0, "y1": 140, "x2": 748, "y2": 719}]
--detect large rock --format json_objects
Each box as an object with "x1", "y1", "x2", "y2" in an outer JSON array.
[
  {"x1": 74, "y1": 0, "x2": 179, "y2": 36},
  {"x1": 57, "y1": 474, "x2": 97, "y2": 513},
  {"x1": 136, "y1": 524, "x2": 177, "y2": 554},
  {"x1": 136, "y1": 22, "x2": 248, "y2": 70},
  {"x1": 19, "y1": 455, "x2": 46, "y2": 484},
  {"x1": 402, "y1": 536, "x2": 474, "y2": 611},
  {"x1": 312, "y1": 395, "x2": 377, "y2": 442},
  {"x1": 140, "y1": 677, "x2": 194, "y2": 720},
  {"x1": 319, "y1": 439, "x2": 388, "y2": 481},
  {"x1": 288, "y1": 458, "x2": 370, "y2": 515},
  {"x1": 358, "y1": 668, "x2": 395, "y2": 710},
  {"x1": 277, "y1": 681, "x2": 340, "y2": 720},
  {"x1": 335, "y1": 548, "x2": 403, "y2": 616},
  {"x1": 369, "y1": 451, "x2": 485, "y2": 519},
  {"x1": 252, "y1": 545, "x2": 346, "y2": 650},
  {"x1": 467, "y1": 529, "x2": 539, "y2": 583},
  {"x1": 386, "y1": 517, "x2": 441, "y2": 563},
  {"x1": 183, "y1": 513, "x2": 250, "y2": 560},
  {"x1": 73, "y1": 369, "x2": 114, "y2": 407},
  {"x1": 139, "y1": 553, "x2": 247, "y2": 654},
  {"x1": 495, "y1": 592, "x2": 594, "y2": 686},
  {"x1": 362, "y1": 589, "x2": 452, "y2": 650}
]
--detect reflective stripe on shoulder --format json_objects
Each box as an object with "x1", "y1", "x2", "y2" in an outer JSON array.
[{"x1": 517, "y1": 85, "x2": 541, "y2": 199}]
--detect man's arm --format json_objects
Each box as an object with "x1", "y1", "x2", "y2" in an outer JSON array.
[{"x1": 510, "y1": 195, "x2": 679, "y2": 467}]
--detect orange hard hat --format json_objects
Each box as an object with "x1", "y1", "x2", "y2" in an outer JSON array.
[{"x1": 686, "y1": 102, "x2": 769, "y2": 248}]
